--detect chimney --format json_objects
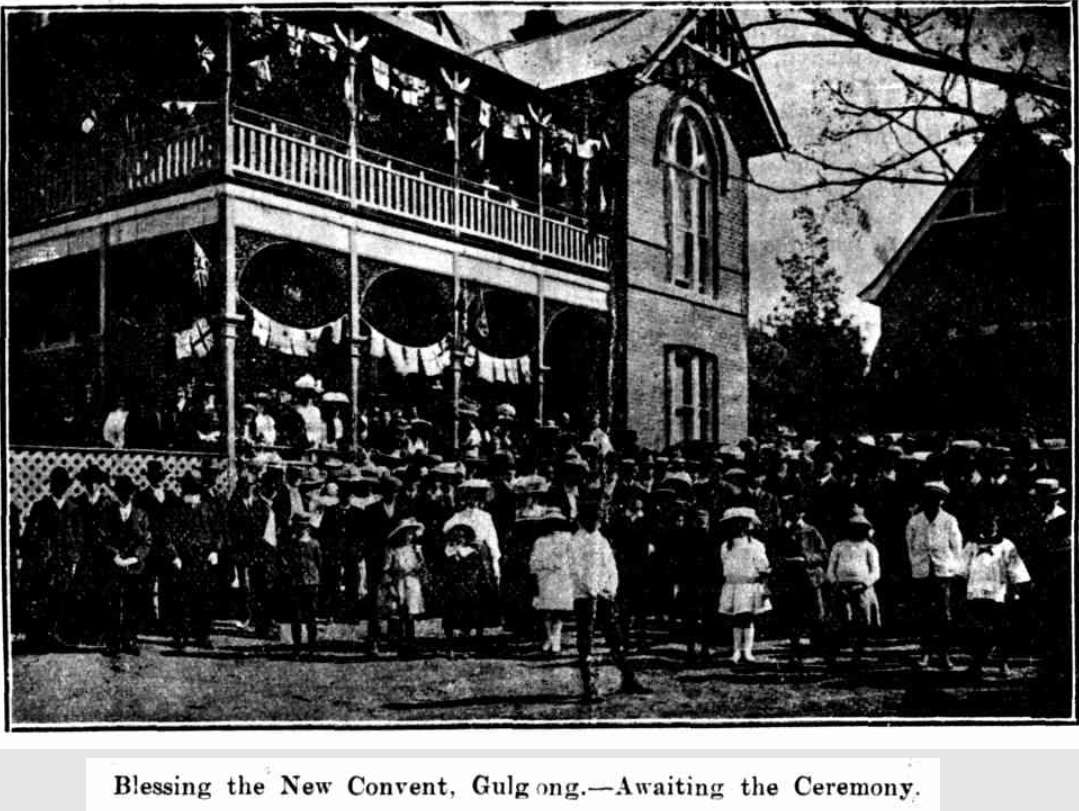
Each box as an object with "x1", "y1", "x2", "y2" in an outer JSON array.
[{"x1": 510, "y1": 9, "x2": 562, "y2": 42}]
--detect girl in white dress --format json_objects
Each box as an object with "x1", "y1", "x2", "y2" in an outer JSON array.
[
  {"x1": 527, "y1": 508, "x2": 574, "y2": 654},
  {"x1": 718, "y1": 507, "x2": 771, "y2": 664}
]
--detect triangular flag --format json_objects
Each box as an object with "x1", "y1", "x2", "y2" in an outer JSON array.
[
  {"x1": 369, "y1": 326, "x2": 386, "y2": 357},
  {"x1": 248, "y1": 56, "x2": 273, "y2": 88},
  {"x1": 251, "y1": 309, "x2": 271, "y2": 345}
]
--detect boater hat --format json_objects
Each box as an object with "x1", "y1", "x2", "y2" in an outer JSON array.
[{"x1": 922, "y1": 480, "x2": 951, "y2": 496}]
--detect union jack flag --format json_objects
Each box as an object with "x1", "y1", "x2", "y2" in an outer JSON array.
[{"x1": 192, "y1": 237, "x2": 210, "y2": 293}]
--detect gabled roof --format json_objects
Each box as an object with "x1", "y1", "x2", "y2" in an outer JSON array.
[
  {"x1": 467, "y1": 8, "x2": 785, "y2": 156},
  {"x1": 859, "y1": 123, "x2": 1066, "y2": 304},
  {"x1": 469, "y1": 9, "x2": 687, "y2": 88},
  {"x1": 858, "y1": 144, "x2": 987, "y2": 305}
]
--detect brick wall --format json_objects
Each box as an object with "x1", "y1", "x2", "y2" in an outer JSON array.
[{"x1": 620, "y1": 83, "x2": 749, "y2": 448}]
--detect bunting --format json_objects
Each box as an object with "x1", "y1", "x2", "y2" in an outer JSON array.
[
  {"x1": 366, "y1": 325, "x2": 451, "y2": 377},
  {"x1": 249, "y1": 304, "x2": 344, "y2": 357},
  {"x1": 461, "y1": 341, "x2": 532, "y2": 385}
]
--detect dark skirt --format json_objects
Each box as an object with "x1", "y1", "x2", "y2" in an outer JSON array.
[{"x1": 441, "y1": 555, "x2": 499, "y2": 632}]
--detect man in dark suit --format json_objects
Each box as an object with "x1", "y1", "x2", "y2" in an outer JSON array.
[
  {"x1": 361, "y1": 475, "x2": 404, "y2": 653},
  {"x1": 135, "y1": 460, "x2": 181, "y2": 631},
  {"x1": 225, "y1": 467, "x2": 263, "y2": 630},
  {"x1": 17, "y1": 466, "x2": 84, "y2": 650},
  {"x1": 246, "y1": 469, "x2": 291, "y2": 639},
  {"x1": 165, "y1": 472, "x2": 224, "y2": 649},
  {"x1": 97, "y1": 475, "x2": 152, "y2": 657},
  {"x1": 73, "y1": 463, "x2": 114, "y2": 644}
]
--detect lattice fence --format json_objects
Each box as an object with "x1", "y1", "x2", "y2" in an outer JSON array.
[{"x1": 7, "y1": 446, "x2": 228, "y2": 527}]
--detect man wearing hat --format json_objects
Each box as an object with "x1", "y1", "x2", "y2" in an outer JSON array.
[
  {"x1": 97, "y1": 475, "x2": 152, "y2": 657},
  {"x1": 771, "y1": 494, "x2": 829, "y2": 665},
  {"x1": 164, "y1": 471, "x2": 225, "y2": 649},
  {"x1": 606, "y1": 482, "x2": 652, "y2": 649},
  {"x1": 73, "y1": 463, "x2": 114, "y2": 643},
  {"x1": 135, "y1": 459, "x2": 181, "y2": 632},
  {"x1": 1029, "y1": 477, "x2": 1071, "y2": 681},
  {"x1": 17, "y1": 466, "x2": 83, "y2": 650},
  {"x1": 360, "y1": 475, "x2": 406, "y2": 652},
  {"x1": 225, "y1": 467, "x2": 264, "y2": 630},
  {"x1": 905, "y1": 480, "x2": 963, "y2": 669}
]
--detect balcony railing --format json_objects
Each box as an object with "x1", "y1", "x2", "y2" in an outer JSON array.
[{"x1": 14, "y1": 110, "x2": 611, "y2": 273}]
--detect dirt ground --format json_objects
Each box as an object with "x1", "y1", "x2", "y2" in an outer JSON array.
[{"x1": 9, "y1": 620, "x2": 1071, "y2": 726}]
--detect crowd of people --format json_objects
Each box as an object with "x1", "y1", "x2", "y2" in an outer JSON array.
[{"x1": 13, "y1": 410, "x2": 1073, "y2": 702}]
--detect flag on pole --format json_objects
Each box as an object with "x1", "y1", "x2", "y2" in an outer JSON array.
[
  {"x1": 191, "y1": 236, "x2": 211, "y2": 293},
  {"x1": 189, "y1": 318, "x2": 214, "y2": 357}
]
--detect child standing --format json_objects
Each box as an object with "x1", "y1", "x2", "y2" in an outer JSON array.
[
  {"x1": 285, "y1": 513, "x2": 321, "y2": 657},
  {"x1": 718, "y1": 507, "x2": 771, "y2": 664},
  {"x1": 527, "y1": 506, "x2": 574, "y2": 655},
  {"x1": 442, "y1": 523, "x2": 498, "y2": 656},
  {"x1": 381, "y1": 518, "x2": 426, "y2": 658},
  {"x1": 825, "y1": 513, "x2": 882, "y2": 668},
  {"x1": 961, "y1": 504, "x2": 1031, "y2": 678},
  {"x1": 569, "y1": 498, "x2": 649, "y2": 702}
]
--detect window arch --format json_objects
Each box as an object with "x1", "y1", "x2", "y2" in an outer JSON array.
[{"x1": 661, "y1": 102, "x2": 724, "y2": 295}]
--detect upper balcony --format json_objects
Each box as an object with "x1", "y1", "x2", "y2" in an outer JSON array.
[{"x1": 10, "y1": 107, "x2": 611, "y2": 274}]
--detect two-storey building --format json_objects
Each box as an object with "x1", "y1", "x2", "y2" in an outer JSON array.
[{"x1": 7, "y1": 7, "x2": 785, "y2": 502}]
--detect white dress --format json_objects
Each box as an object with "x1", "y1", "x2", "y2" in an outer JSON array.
[
  {"x1": 719, "y1": 535, "x2": 771, "y2": 615},
  {"x1": 529, "y1": 531, "x2": 573, "y2": 612}
]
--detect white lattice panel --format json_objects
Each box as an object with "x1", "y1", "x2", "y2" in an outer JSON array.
[{"x1": 7, "y1": 446, "x2": 228, "y2": 527}]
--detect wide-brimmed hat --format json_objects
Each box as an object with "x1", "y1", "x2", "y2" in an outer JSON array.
[
  {"x1": 518, "y1": 506, "x2": 570, "y2": 531},
  {"x1": 458, "y1": 478, "x2": 491, "y2": 493},
  {"x1": 849, "y1": 513, "x2": 874, "y2": 530},
  {"x1": 293, "y1": 373, "x2": 322, "y2": 392},
  {"x1": 321, "y1": 391, "x2": 349, "y2": 404},
  {"x1": 719, "y1": 506, "x2": 760, "y2": 525},
  {"x1": 432, "y1": 461, "x2": 467, "y2": 479},
  {"x1": 511, "y1": 474, "x2": 549, "y2": 495},
  {"x1": 1033, "y1": 477, "x2": 1066, "y2": 496},
  {"x1": 495, "y1": 402, "x2": 517, "y2": 420},
  {"x1": 922, "y1": 480, "x2": 951, "y2": 496},
  {"x1": 387, "y1": 517, "x2": 425, "y2": 540}
]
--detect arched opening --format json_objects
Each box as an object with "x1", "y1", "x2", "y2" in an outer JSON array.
[{"x1": 544, "y1": 308, "x2": 608, "y2": 431}]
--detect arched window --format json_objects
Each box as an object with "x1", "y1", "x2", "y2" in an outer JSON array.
[{"x1": 664, "y1": 106, "x2": 717, "y2": 294}]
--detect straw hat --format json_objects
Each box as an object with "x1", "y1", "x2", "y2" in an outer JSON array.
[
  {"x1": 388, "y1": 517, "x2": 425, "y2": 540},
  {"x1": 719, "y1": 506, "x2": 760, "y2": 525}
]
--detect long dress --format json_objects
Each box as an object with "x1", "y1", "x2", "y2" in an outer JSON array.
[
  {"x1": 380, "y1": 543, "x2": 425, "y2": 617},
  {"x1": 441, "y1": 542, "x2": 499, "y2": 632},
  {"x1": 529, "y1": 531, "x2": 574, "y2": 612}
]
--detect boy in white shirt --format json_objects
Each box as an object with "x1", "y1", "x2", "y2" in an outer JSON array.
[
  {"x1": 569, "y1": 498, "x2": 649, "y2": 702},
  {"x1": 961, "y1": 504, "x2": 1031, "y2": 678}
]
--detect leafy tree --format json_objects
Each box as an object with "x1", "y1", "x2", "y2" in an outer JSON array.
[{"x1": 749, "y1": 206, "x2": 868, "y2": 434}]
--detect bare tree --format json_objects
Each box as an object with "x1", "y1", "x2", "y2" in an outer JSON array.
[{"x1": 738, "y1": 7, "x2": 1070, "y2": 195}]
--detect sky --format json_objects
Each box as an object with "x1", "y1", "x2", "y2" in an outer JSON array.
[{"x1": 448, "y1": 3, "x2": 1070, "y2": 356}]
